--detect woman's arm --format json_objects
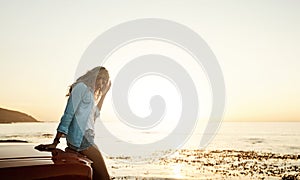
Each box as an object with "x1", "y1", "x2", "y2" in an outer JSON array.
[
  {"x1": 96, "y1": 93, "x2": 106, "y2": 111},
  {"x1": 53, "y1": 131, "x2": 63, "y2": 145},
  {"x1": 36, "y1": 83, "x2": 86, "y2": 150},
  {"x1": 96, "y1": 80, "x2": 111, "y2": 111},
  {"x1": 57, "y1": 83, "x2": 86, "y2": 135}
]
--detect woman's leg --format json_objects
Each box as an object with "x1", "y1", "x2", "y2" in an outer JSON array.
[{"x1": 80, "y1": 144, "x2": 110, "y2": 180}]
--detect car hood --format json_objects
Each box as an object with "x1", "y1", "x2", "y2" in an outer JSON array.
[
  {"x1": 0, "y1": 143, "x2": 53, "y2": 168},
  {"x1": 0, "y1": 143, "x2": 92, "y2": 168},
  {"x1": 0, "y1": 143, "x2": 93, "y2": 179}
]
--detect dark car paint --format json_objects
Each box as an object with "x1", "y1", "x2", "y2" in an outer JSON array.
[{"x1": 0, "y1": 143, "x2": 92, "y2": 180}]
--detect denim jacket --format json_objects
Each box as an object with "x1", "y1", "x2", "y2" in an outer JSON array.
[{"x1": 57, "y1": 82, "x2": 100, "y2": 148}]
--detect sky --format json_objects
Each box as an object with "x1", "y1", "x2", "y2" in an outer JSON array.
[{"x1": 0, "y1": 0, "x2": 299, "y2": 122}]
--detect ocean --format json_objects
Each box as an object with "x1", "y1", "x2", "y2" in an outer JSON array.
[{"x1": 0, "y1": 121, "x2": 299, "y2": 179}]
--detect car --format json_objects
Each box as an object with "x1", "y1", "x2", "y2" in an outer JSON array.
[{"x1": 0, "y1": 143, "x2": 93, "y2": 180}]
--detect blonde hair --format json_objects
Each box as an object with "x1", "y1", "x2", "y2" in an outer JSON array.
[{"x1": 66, "y1": 66, "x2": 109, "y2": 97}]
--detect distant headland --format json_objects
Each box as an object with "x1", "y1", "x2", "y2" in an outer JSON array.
[{"x1": 0, "y1": 107, "x2": 39, "y2": 123}]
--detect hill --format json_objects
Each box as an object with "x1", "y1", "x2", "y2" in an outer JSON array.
[{"x1": 0, "y1": 107, "x2": 39, "y2": 123}]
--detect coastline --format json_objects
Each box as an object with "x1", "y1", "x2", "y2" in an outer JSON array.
[
  {"x1": 0, "y1": 108, "x2": 39, "y2": 123},
  {"x1": 108, "y1": 149, "x2": 300, "y2": 179}
]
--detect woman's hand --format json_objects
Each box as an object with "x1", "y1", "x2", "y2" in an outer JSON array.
[
  {"x1": 35, "y1": 143, "x2": 57, "y2": 151},
  {"x1": 35, "y1": 132, "x2": 62, "y2": 151},
  {"x1": 102, "y1": 80, "x2": 111, "y2": 96},
  {"x1": 96, "y1": 80, "x2": 111, "y2": 111}
]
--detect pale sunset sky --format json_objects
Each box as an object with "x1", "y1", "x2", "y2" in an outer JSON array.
[{"x1": 0, "y1": 0, "x2": 299, "y2": 122}]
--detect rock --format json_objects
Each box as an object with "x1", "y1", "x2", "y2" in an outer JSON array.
[{"x1": 0, "y1": 107, "x2": 39, "y2": 123}]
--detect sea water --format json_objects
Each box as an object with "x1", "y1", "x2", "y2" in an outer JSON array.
[{"x1": 0, "y1": 122, "x2": 299, "y2": 154}]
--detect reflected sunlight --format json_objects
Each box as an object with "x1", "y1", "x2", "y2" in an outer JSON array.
[{"x1": 172, "y1": 164, "x2": 183, "y2": 178}]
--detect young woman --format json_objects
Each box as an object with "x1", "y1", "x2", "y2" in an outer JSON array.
[{"x1": 38, "y1": 66, "x2": 111, "y2": 180}]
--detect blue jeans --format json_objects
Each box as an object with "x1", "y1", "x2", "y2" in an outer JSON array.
[{"x1": 67, "y1": 129, "x2": 95, "y2": 151}]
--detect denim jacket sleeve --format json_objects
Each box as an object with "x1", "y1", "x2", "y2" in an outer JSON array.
[{"x1": 57, "y1": 82, "x2": 87, "y2": 135}]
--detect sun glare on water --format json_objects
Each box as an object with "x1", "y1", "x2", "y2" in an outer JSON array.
[{"x1": 172, "y1": 164, "x2": 183, "y2": 178}]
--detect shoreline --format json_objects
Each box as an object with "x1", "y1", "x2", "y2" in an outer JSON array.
[{"x1": 107, "y1": 149, "x2": 300, "y2": 179}]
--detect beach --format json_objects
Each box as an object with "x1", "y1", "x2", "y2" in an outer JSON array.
[{"x1": 106, "y1": 148, "x2": 300, "y2": 179}]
